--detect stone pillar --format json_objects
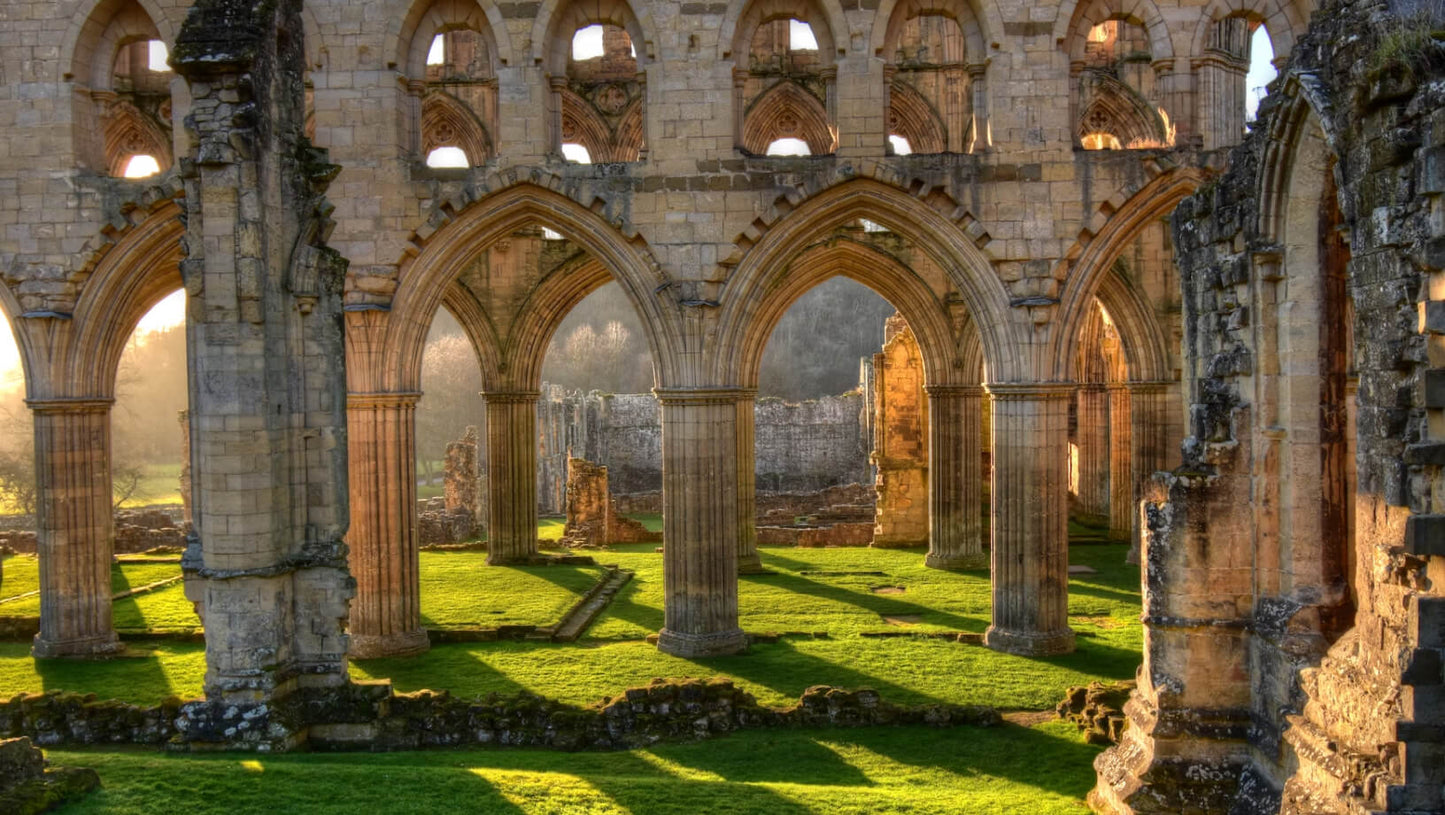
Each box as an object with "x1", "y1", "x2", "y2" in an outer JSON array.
[
  {"x1": 1126, "y1": 381, "x2": 1173, "y2": 563},
  {"x1": 178, "y1": 409, "x2": 192, "y2": 525},
  {"x1": 561, "y1": 455, "x2": 609, "y2": 546},
  {"x1": 925, "y1": 385, "x2": 987, "y2": 569},
  {"x1": 655, "y1": 388, "x2": 747, "y2": 658},
  {"x1": 345, "y1": 392, "x2": 428, "y2": 659},
  {"x1": 1076, "y1": 384, "x2": 1111, "y2": 520},
  {"x1": 872, "y1": 316, "x2": 929, "y2": 547},
  {"x1": 484, "y1": 391, "x2": 539, "y2": 565},
  {"x1": 967, "y1": 63, "x2": 989, "y2": 151},
  {"x1": 984, "y1": 384, "x2": 1075, "y2": 656},
  {"x1": 735, "y1": 394, "x2": 764, "y2": 573},
  {"x1": 1107, "y1": 383, "x2": 1133, "y2": 541},
  {"x1": 443, "y1": 426, "x2": 480, "y2": 517},
  {"x1": 30, "y1": 399, "x2": 123, "y2": 658}
]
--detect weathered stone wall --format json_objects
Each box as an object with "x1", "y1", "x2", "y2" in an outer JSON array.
[
  {"x1": 1091, "y1": 3, "x2": 1445, "y2": 812},
  {"x1": 872, "y1": 316, "x2": 929, "y2": 548},
  {"x1": 537, "y1": 387, "x2": 873, "y2": 512}
]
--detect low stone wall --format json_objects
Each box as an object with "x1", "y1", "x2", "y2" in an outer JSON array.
[
  {"x1": 0, "y1": 507, "x2": 188, "y2": 555},
  {"x1": 416, "y1": 498, "x2": 479, "y2": 546},
  {"x1": 1, "y1": 679, "x2": 1000, "y2": 752},
  {"x1": 756, "y1": 523, "x2": 875, "y2": 547}
]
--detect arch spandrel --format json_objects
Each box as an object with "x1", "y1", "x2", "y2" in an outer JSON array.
[
  {"x1": 711, "y1": 178, "x2": 1019, "y2": 384},
  {"x1": 379, "y1": 183, "x2": 679, "y2": 394},
  {"x1": 1051, "y1": 167, "x2": 1203, "y2": 382}
]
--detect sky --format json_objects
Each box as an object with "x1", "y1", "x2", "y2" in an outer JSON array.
[{"x1": 0, "y1": 289, "x2": 185, "y2": 390}]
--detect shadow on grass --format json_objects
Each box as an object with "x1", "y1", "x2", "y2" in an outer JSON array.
[
  {"x1": 740, "y1": 571, "x2": 983, "y2": 632},
  {"x1": 694, "y1": 638, "x2": 954, "y2": 708},
  {"x1": 354, "y1": 645, "x2": 528, "y2": 698}
]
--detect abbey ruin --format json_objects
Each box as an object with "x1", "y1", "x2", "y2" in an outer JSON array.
[{"x1": 0, "y1": 0, "x2": 1442, "y2": 810}]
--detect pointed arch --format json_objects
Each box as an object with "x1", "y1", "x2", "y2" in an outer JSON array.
[
  {"x1": 421, "y1": 91, "x2": 493, "y2": 165},
  {"x1": 723, "y1": 0, "x2": 845, "y2": 59},
  {"x1": 1077, "y1": 73, "x2": 1169, "y2": 146},
  {"x1": 103, "y1": 100, "x2": 172, "y2": 175},
  {"x1": 1094, "y1": 264, "x2": 1171, "y2": 382},
  {"x1": 741, "y1": 81, "x2": 836, "y2": 155},
  {"x1": 1191, "y1": 0, "x2": 1302, "y2": 62},
  {"x1": 1052, "y1": 168, "x2": 1204, "y2": 381},
  {"x1": 888, "y1": 80, "x2": 948, "y2": 154},
  {"x1": 373, "y1": 183, "x2": 678, "y2": 394},
  {"x1": 713, "y1": 178, "x2": 1017, "y2": 384},
  {"x1": 396, "y1": 0, "x2": 508, "y2": 78},
  {"x1": 535, "y1": 0, "x2": 652, "y2": 75},
  {"x1": 1058, "y1": 0, "x2": 1173, "y2": 64},
  {"x1": 63, "y1": 0, "x2": 169, "y2": 88},
  {"x1": 874, "y1": 0, "x2": 991, "y2": 60}
]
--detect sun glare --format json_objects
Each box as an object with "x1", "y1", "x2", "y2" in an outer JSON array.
[{"x1": 135, "y1": 290, "x2": 187, "y2": 336}]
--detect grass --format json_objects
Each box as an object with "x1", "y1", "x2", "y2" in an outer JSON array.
[
  {"x1": 115, "y1": 463, "x2": 184, "y2": 509},
  {"x1": 4, "y1": 532, "x2": 1137, "y2": 812},
  {"x1": 45, "y1": 720, "x2": 1103, "y2": 814},
  {"x1": 418, "y1": 551, "x2": 603, "y2": 629}
]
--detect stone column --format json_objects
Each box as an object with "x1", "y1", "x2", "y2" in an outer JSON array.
[
  {"x1": 1076, "y1": 384, "x2": 1111, "y2": 520},
  {"x1": 30, "y1": 399, "x2": 123, "y2": 658},
  {"x1": 967, "y1": 63, "x2": 989, "y2": 151},
  {"x1": 345, "y1": 392, "x2": 428, "y2": 659},
  {"x1": 984, "y1": 384, "x2": 1075, "y2": 656},
  {"x1": 1107, "y1": 383, "x2": 1133, "y2": 541},
  {"x1": 1126, "y1": 381, "x2": 1173, "y2": 562},
  {"x1": 485, "y1": 391, "x2": 539, "y2": 565},
  {"x1": 735, "y1": 393, "x2": 764, "y2": 573},
  {"x1": 655, "y1": 388, "x2": 747, "y2": 658},
  {"x1": 925, "y1": 385, "x2": 987, "y2": 569}
]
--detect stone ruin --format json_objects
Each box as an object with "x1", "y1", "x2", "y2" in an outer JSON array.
[
  {"x1": 871, "y1": 315, "x2": 930, "y2": 548},
  {"x1": 415, "y1": 427, "x2": 488, "y2": 547},
  {"x1": 560, "y1": 455, "x2": 661, "y2": 548}
]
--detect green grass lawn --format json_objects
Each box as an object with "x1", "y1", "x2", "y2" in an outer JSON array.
[
  {"x1": 1, "y1": 557, "x2": 185, "y2": 622},
  {"x1": 418, "y1": 551, "x2": 604, "y2": 629},
  {"x1": 46, "y1": 720, "x2": 1102, "y2": 814},
  {"x1": 116, "y1": 463, "x2": 185, "y2": 509}
]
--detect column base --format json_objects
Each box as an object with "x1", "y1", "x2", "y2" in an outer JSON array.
[
  {"x1": 738, "y1": 554, "x2": 766, "y2": 574},
  {"x1": 348, "y1": 629, "x2": 430, "y2": 659},
  {"x1": 32, "y1": 632, "x2": 124, "y2": 659},
  {"x1": 925, "y1": 551, "x2": 989, "y2": 570},
  {"x1": 984, "y1": 625, "x2": 1075, "y2": 656},
  {"x1": 656, "y1": 627, "x2": 748, "y2": 657}
]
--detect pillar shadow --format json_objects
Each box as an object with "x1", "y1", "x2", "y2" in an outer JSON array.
[
  {"x1": 352, "y1": 643, "x2": 529, "y2": 698},
  {"x1": 692, "y1": 638, "x2": 953, "y2": 708},
  {"x1": 741, "y1": 571, "x2": 984, "y2": 632}
]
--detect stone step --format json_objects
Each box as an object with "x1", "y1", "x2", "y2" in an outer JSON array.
[{"x1": 551, "y1": 568, "x2": 633, "y2": 642}]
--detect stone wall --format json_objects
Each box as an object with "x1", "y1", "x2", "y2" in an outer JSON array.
[
  {"x1": 537, "y1": 386, "x2": 873, "y2": 513},
  {"x1": 1090, "y1": 3, "x2": 1445, "y2": 812},
  {"x1": 0, "y1": 680, "x2": 999, "y2": 752},
  {"x1": 871, "y1": 316, "x2": 929, "y2": 547}
]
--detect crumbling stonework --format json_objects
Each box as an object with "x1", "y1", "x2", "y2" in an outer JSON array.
[
  {"x1": 1091, "y1": 2, "x2": 1445, "y2": 812},
  {"x1": 561, "y1": 456, "x2": 661, "y2": 547},
  {"x1": 872, "y1": 315, "x2": 929, "y2": 548},
  {"x1": 443, "y1": 426, "x2": 483, "y2": 521},
  {"x1": 0, "y1": 737, "x2": 99, "y2": 815}
]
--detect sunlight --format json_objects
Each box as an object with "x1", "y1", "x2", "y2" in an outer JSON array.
[
  {"x1": 561, "y1": 142, "x2": 593, "y2": 164},
  {"x1": 859, "y1": 219, "x2": 888, "y2": 233},
  {"x1": 426, "y1": 145, "x2": 470, "y2": 168},
  {"x1": 541, "y1": 227, "x2": 564, "y2": 240},
  {"x1": 134, "y1": 290, "x2": 186, "y2": 336},
  {"x1": 147, "y1": 40, "x2": 170, "y2": 72},
  {"x1": 633, "y1": 750, "x2": 728, "y2": 782},
  {"x1": 766, "y1": 137, "x2": 810, "y2": 156},
  {"x1": 122, "y1": 154, "x2": 162, "y2": 179},
  {"x1": 427, "y1": 34, "x2": 445, "y2": 66},
  {"x1": 1245, "y1": 25, "x2": 1277, "y2": 122},
  {"x1": 477, "y1": 768, "x2": 629, "y2": 812},
  {"x1": 573, "y1": 24, "x2": 604, "y2": 60},
  {"x1": 240, "y1": 760, "x2": 264, "y2": 773},
  {"x1": 0, "y1": 312, "x2": 20, "y2": 388},
  {"x1": 790, "y1": 19, "x2": 818, "y2": 50},
  {"x1": 888, "y1": 134, "x2": 912, "y2": 155}
]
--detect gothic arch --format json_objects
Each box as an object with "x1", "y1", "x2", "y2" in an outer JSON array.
[
  {"x1": 740, "y1": 81, "x2": 836, "y2": 155},
  {"x1": 1256, "y1": 77, "x2": 1338, "y2": 244},
  {"x1": 103, "y1": 100, "x2": 172, "y2": 175},
  {"x1": 370, "y1": 183, "x2": 678, "y2": 394},
  {"x1": 396, "y1": 0, "x2": 508, "y2": 78},
  {"x1": 421, "y1": 91, "x2": 493, "y2": 164},
  {"x1": 1052, "y1": 168, "x2": 1203, "y2": 381},
  {"x1": 1077, "y1": 73, "x2": 1170, "y2": 146},
  {"x1": 713, "y1": 178, "x2": 1017, "y2": 384},
  {"x1": 887, "y1": 80, "x2": 947, "y2": 154},
  {"x1": 63, "y1": 0, "x2": 169, "y2": 88},
  {"x1": 730, "y1": 239, "x2": 961, "y2": 388},
  {"x1": 535, "y1": 0, "x2": 652, "y2": 75},
  {"x1": 723, "y1": 0, "x2": 846, "y2": 59},
  {"x1": 874, "y1": 0, "x2": 990, "y2": 60},
  {"x1": 1190, "y1": 0, "x2": 1302, "y2": 61},
  {"x1": 1058, "y1": 0, "x2": 1173, "y2": 64},
  {"x1": 1093, "y1": 264, "x2": 1172, "y2": 382}
]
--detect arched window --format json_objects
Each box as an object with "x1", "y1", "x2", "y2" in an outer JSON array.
[
  {"x1": 560, "y1": 23, "x2": 644, "y2": 163},
  {"x1": 1197, "y1": 14, "x2": 1277, "y2": 149},
  {"x1": 884, "y1": 9, "x2": 983, "y2": 154},
  {"x1": 70, "y1": 0, "x2": 175, "y2": 177},
  {"x1": 765, "y1": 137, "x2": 810, "y2": 156},
  {"x1": 121, "y1": 154, "x2": 161, "y2": 178},
  {"x1": 560, "y1": 143, "x2": 594, "y2": 164},
  {"x1": 734, "y1": 1, "x2": 838, "y2": 156},
  {"x1": 1244, "y1": 24, "x2": 1277, "y2": 122},
  {"x1": 400, "y1": 0, "x2": 500, "y2": 168}
]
